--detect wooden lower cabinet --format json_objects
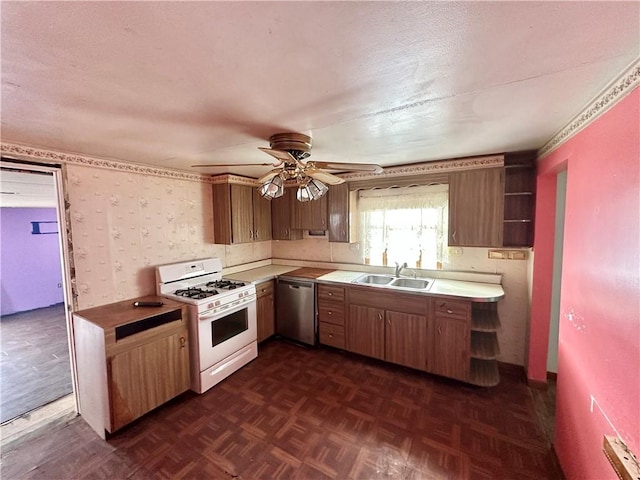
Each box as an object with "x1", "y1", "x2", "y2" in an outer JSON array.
[
  {"x1": 346, "y1": 287, "x2": 430, "y2": 370},
  {"x1": 73, "y1": 297, "x2": 190, "y2": 438},
  {"x1": 109, "y1": 330, "x2": 189, "y2": 431},
  {"x1": 343, "y1": 286, "x2": 499, "y2": 386},
  {"x1": 429, "y1": 316, "x2": 470, "y2": 382},
  {"x1": 318, "y1": 284, "x2": 346, "y2": 349},
  {"x1": 347, "y1": 305, "x2": 385, "y2": 360},
  {"x1": 385, "y1": 310, "x2": 428, "y2": 371},
  {"x1": 256, "y1": 280, "x2": 275, "y2": 342}
]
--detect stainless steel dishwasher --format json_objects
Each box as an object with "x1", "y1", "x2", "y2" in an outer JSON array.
[{"x1": 276, "y1": 277, "x2": 316, "y2": 346}]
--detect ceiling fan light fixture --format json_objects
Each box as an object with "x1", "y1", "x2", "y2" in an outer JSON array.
[
  {"x1": 296, "y1": 178, "x2": 328, "y2": 202},
  {"x1": 259, "y1": 174, "x2": 285, "y2": 199}
]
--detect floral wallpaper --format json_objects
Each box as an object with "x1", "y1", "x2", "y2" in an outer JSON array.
[{"x1": 66, "y1": 164, "x2": 271, "y2": 309}]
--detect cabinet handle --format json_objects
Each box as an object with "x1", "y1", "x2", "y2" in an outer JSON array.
[
  {"x1": 329, "y1": 334, "x2": 333, "y2": 338},
  {"x1": 447, "y1": 309, "x2": 453, "y2": 314},
  {"x1": 249, "y1": 229, "x2": 254, "y2": 239},
  {"x1": 261, "y1": 288, "x2": 266, "y2": 293},
  {"x1": 378, "y1": 313, "x2": 383, "y2": 321},
  {"x1": 452, "y1": 231, "x2": 457, "y2": 241},
  {"x1": 437, "y1": 326, "x2": 442, "y2": 335},
  {"x1": 255, "y1": 230, "x2": 259, "y2": 239},
  {"x1": 328, "y1": 311, "x2": 332, "y2": 315},
  {"x1": 387, "y1": 318, "x2": 391, "y2": 325},
  {"x1": 180, "y1": 336, "x2": 186, "y2": 348},
  {"x1": 328, "y1": 292, "x2": 333, "y2": 296}
]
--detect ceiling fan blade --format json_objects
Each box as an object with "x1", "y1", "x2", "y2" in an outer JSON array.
[
  {"x1": 305, "y1": 168, "x2": 346, "y2": 185},
  {"x1": 191, "y1": 162, "x2": 278, "y2": 168},
  {"x1": 258, "y1": 147, "x2": 297, "y2": 164},
  {"x1": 257, "y1": 169, "x2": 282, "y2": 184},
  {"x1": 311, "y1": 161, "x2": 383, "y2": 173}
]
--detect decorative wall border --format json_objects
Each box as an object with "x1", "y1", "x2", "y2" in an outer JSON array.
[
  {"x1": 539, "y1": 59, "x2": 640, "y2": 158},
  {"x1": 209, "y1": 173, "x2": 260, "y2": 186},
  {"x1": 0, "y1": 142, "x2": 213, "y2": 183},
  {"x1": 338, "y1": 154, "x2": 504, "y2": 181}
]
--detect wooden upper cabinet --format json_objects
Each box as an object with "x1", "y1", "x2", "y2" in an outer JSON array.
[
  {"x1": 213, "y1": 182, "x2": 271, "y2": 244},
  {"x1": 230, "y1": 184, "x2": 253, "y2": 244},
  {"x1": 327, "y1": 183, "x2": 350, "y2": 242},
  {"x1": 503, "y1": 151, "x2": 536, "y2": 247},
  {"x1": 252, "y1": 189, "x2": 272, "y2": 242},
  {"x1": 271, "y1": 187, "x2": 302, "y2": 240},
  {"x1": 448, "y1": 167, "x2": 504, "y2": 247},
  {"x1": 291, "y1": 194, "x2": 328, "y2": 230}
]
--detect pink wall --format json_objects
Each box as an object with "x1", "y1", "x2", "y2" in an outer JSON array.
[
  {"x1": 529, "y1": 88, "x2": 639, "y2": 478},
  {"x1": 1, "y1": 207, "x2": 64, "y2": 315}
]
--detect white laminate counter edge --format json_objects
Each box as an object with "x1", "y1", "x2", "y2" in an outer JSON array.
[{"x1": 226, "y1": 264, "x2": 504, "y2": 302}]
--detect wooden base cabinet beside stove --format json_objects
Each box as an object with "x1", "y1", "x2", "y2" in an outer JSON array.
[
  {"x1": 73, "y1": 296, "x2": 190, "y2": 439},
  {"x1": 256, "y1": 279, "x2": 275, "y2": 343}
]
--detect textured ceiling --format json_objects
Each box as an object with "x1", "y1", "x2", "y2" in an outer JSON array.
[{"x1": 2, "y1": 2, "x2": 639, "y2": 178}]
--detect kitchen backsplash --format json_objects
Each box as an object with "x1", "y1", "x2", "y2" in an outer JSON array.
[{"x1": 66, "y1": 164, "x2": 271, "y2": 310}]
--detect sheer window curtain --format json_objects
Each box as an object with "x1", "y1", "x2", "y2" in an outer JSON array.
[{"x1": 357, "y1": 184, "x2": 448, "y2": 269}]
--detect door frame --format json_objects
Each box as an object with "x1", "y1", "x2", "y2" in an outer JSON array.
[{"x1": 0, "y1": 158, "x2": 79, "y2": 414}]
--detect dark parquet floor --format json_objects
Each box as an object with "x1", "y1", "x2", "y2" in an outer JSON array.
[
  {"x1": 0, "y1": 340, "x2": 563, "y2": 479},
  {"x1": 0, "y1": 304, "x2": 73, "y2": 423}
]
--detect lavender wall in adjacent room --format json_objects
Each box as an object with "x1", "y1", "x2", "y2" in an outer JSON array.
[{"x1": 1, "y1": 207, "x2": 64, "y2": 315}]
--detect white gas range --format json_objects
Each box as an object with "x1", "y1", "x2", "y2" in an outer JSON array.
[{"x1": 156, "y1": 258, "x2": 257, "y2": 394}]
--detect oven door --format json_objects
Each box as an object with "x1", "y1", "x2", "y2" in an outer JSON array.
[{"x1": 197, "y1": 296, "x2": 257, "y2": 370}]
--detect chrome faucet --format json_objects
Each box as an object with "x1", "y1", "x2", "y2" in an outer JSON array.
[{"x1": 395, "y1": 262, "x2": 407, "y2": 277}]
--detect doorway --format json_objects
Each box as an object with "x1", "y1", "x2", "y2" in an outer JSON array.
[
  {"x1": 0, "y1": 161, "x2": 77, "y2": 434},
  {"x1": 547, "y1": 170, "x2": 567, "y2": 374}
]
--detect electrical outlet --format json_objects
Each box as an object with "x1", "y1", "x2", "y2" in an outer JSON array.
[
  {"x1": 448, "y1": 247, "x2": 463, "y2": 256},
  {"x1": 349, "y1": 243, "x2": 360, "y2": 251}
]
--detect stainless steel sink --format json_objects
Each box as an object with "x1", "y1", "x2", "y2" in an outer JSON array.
[
  {"x1": 390, "y1": 277, "x2": 431, "y2": 290},
  {"x1": 353, "y1": 274, "x2": 432, "y2": 291},
  {"x1": 353, "y1": 274, "x2": 394, "y2": 285}
]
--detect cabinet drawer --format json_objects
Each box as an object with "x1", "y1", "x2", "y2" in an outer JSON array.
[
  {"x1": 318, "y1": 303, "x2": 345, "y2": 325},
  {"x1": 256, "y1": 280, "x2": 274, "y2": 298},
  {"x1": 435, "y1": 299, "x2": 471, "y2": 320},
  {"x1": 318, "y1": 284, "x2": 345, "y2": 301},
  {"x1": 319, "y1": 322, "x2": 345, "y2": 349}
]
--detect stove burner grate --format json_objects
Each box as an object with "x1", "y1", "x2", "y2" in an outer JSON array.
[
  {"x1": 174, "y1": 287, "x2": 218, "y2": 299},
  {"x1": 206, "y1": 280, "x2": 246, "y2": 290}
]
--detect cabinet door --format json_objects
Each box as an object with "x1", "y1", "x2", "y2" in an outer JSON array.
[
  {"x1": 291, "y1": 195, "x2": 328, "y2": 230},
  {"x1": 256, "y1": 280, "x2": 275, "y2": 342},
  {"x1": 271, "y1": 188, "x2": 302, "y2": 240},
  {"x1": 230, "y1": 185, "x2": 254, "y2": 244},
  {"x1": 347, "y1": 305, "x2": 384, "y2": 360},
  {"x1": 448, "y1": 168, "x2": 504, "y2": 247},
  {"x1": 328, "y1": 183, "x2": 349, "y2": 242},
  {"x1": 212, "y1": 183, "x2": 232, "y2": 245},
  {"x1": 430, "y1": 317, "x2": 470, "y2": 381},
  {"x1": 385, "y1": 311, "x2": 428, "y2": 371},
  {"x1": 109, "y1": 329, "x2": 189, "y2": 431},
  {"x1": 252, "y1": 189, "x2": 272, "y2": 241}
]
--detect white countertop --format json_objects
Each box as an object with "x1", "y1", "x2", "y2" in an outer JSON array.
[
  {"x1": 225, "y1": 265, "x2": 299, "y2": 283},
  {"x1": 227, "y1": 265, "x2": 504, "y2": 302}
]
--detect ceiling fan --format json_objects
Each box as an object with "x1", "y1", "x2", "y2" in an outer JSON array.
[{"x1": 192, "y1": 133, "x2": 383, "y2": 201}]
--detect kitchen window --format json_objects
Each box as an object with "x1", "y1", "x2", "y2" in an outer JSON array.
[{"x1": 358, "y1": 184, "x2": 448, "y2": 269}]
